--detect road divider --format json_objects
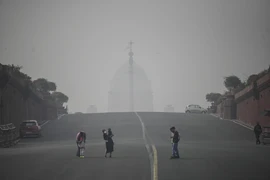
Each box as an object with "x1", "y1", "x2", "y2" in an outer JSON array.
[
  {"x1": 152, "y1": 145, "x2": 158, "y2": 180},
  {"x1": 135, "y1": 112, "x2": 158, "y2": 180}
]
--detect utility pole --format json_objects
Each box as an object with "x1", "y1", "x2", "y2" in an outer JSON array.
[{"x1": 128, "y1": 41, "x2": 134, "y2": 112}]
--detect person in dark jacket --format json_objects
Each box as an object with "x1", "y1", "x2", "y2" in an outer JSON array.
[
  {"x1": 102, "y1": 129, "x2": 114, "y2": 158},
  {"x1": 170, "y1": 126, "x2": 180, "y2": 159},
  {"x1": 254, "y1": 122, "x2": 262, "y2": 144},
  {"x1": 108, "y1": 128, "x2": 114, "y2": 143}
]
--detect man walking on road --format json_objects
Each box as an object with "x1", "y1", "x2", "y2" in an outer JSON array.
[
  {"x1": 170, "y1": 126, "x2": 180, "y2": 159},
  {"x1": 254, "y1": 122, "x2": 262, "y2": 145}
]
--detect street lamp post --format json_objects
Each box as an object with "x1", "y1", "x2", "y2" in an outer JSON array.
[{"x1": 128, "y1": 41, "x2": 134, "y2": 112}]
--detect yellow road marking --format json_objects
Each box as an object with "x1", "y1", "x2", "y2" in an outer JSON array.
[
  {"x1": 152, "y1": 145, "x2": 158, "y2": 180},
  {"x1": 135, "y1": 112, "x2": 158, "y2": 180}
]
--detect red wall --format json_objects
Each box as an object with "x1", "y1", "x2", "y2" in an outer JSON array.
[{"x1": 237, "y1": 87, "x2": 270, "y2": 127}]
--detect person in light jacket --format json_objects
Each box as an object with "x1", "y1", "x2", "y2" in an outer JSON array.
[{"x1": 76, "y1": 131, "x2": 86, "y2": 158}]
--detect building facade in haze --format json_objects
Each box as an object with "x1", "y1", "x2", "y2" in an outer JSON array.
[
  {"x1": 87, "y1": 105, "x2": 97, "y2": 113},
  {"x1": 108, "y1": 42, "x2": 153, "y2": 112},
  {"x1": 164, "y1": 105, "x2": 174, "y2": 112}
]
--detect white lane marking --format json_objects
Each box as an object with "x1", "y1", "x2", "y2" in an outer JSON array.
[
  {"x1": 135, "y1": 112, "x2": 146, "y2": 140},
  {"x1": 135, "y1": 112, "x2": 157, "y2": 180},
  {"x1": 232, "y1": 120, "x2": 253, "y2": 131}
]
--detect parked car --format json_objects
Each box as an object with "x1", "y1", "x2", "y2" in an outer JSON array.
[
  {"x1": 185, "y1": 104, "x2": 207, "y2": 113},
  {"x1": 20, "y1": 120, "x2": 41, "y2": 138}
]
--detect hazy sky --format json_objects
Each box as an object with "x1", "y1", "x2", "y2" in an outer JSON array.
[{"x1": 0, "y1": 0, "x2": 269, "y2": 113}]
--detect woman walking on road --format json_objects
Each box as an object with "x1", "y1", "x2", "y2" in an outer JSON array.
[
  {"x1": 76, "y1": 131, "x2": 86, "y2": 158},
  {"x1": 102, "y1": 128, "x2": 114, "y2": 158}
]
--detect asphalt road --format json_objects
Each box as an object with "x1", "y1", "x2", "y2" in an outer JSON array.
[{"x1": 0, "y1": 112, "x2": 270, "y2": 180}]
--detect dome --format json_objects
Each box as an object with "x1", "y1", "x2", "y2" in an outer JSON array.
[
  {"x1": 110, "y1": 62, "x2": 152, "y2": 93},
  {"x1": 108, "y1": 61, "x2": 153, "y2": 112}
]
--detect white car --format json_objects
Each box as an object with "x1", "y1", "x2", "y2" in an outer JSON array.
[{"x1": 185, "y1": 104, "x2": 207, "y2": 114}]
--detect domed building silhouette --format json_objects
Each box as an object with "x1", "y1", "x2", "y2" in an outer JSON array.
[{"x1": 108, "y1": 42, "x2": 153, "y2": 112}]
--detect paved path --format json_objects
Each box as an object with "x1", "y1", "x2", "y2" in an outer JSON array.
[{"x1": 0, "y1": 112, "x2": 270, "y2": 180}]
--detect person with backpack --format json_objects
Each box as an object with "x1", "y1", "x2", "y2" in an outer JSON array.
[
  {"x1": 254, "y1": 122, "x2": 262, "y2": 145},
  {"x1": 170, "y1": 126, "x2": 180, "y2": 159},
  {"x1": 76, "y1": 131, "x2": 86, "y2": 158}
]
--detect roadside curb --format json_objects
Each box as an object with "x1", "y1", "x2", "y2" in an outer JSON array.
[
  {"x1": 210, "y1": 114, "x2": 220, "y2": 118},
  {"x1": 210, "y1": 114, "x2": 233, "y2": 121},
  {"x1": 210, "y1": 114, "x2": 254, "y2": 130},
  {"x1": 38, "y1": 114, "x2": 66, "y2": 127},
  {"x1": 232, "y1": 120, "x2": 254, "y2": 131},
  {"x1": 57, "y1": 114, "x2": 66, "y2": 120},
  {"x1": 40, "y1": 120, "x2": 50, "y2": 127}
]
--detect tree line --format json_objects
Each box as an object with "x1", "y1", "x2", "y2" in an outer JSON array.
[
  {"x1": 2, "y1": 64, "x2": 69, "y2": 108},
  {"x1": 206, "y1": 65, "x2": 270, "y2": 105}
]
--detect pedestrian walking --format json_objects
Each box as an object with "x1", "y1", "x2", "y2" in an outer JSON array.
[
  {"x1": 102, "y1": 129, "x2": 114, "y2": 158},
  {"x1": 170, "y1": 126, "x2": 180, "y2": 159},
  {"x1": 254, "y1": 122, "x2": 262, "y2": 144},
  {"x1": 76, "y1": 131, "x2": 86, "y2": 158}
]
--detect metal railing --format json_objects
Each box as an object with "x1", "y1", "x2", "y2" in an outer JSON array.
[{"x1": 0, "y1": 123, "x2": 20, "y2": 148}]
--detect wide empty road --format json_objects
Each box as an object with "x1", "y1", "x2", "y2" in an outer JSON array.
[{"x1": 1, "y1": 112, "x2": 270, "y2": 180}]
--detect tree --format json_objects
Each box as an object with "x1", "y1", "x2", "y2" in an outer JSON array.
[
  {"x1": 7, "y1": 64, "x2": 32, "y2": 82},
  {"x1": 48, "y1": 82, "x2": 57, "y2": 92},
  {"x1": 206, "y1": 93, "x2": 222, "y2": 104},
  {"x1": 33, "y1": 78, "x2": 56, "y2": 93},
  {"x1": 51, "y1": 91, "x2": 69, "y2": 106},
  {"x1": 224, "y1": 75, "x2": 242, "y2": 91},
  {"x1": 8, "y1": 64, "x2": 22, "y2": 71},
  {"x1": 246, "y1": 74, "x2": 258, "y2": 86}
]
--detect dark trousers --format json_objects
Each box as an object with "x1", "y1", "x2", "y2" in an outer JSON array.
[
  {"x1": 172, "y1": 143, "x2": 179, "y2": 157},
  {"x1": 76, "y1": 146, "x2": 80, "y2": 156},
  {"x1": 255, "y1": 134, "x2": 261, "y2": 144}
]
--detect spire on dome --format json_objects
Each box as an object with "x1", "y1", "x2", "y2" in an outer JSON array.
[{"x1": 128, "y1": 41, "x2": 134, "y2": 65}]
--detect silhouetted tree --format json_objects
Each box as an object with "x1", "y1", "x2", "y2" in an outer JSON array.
[
  {"x1": 224, "y1": 75, "x2": 242, "y2": 91},
  {"x1": 7, "y1": 64, "x2": 32, "y2": 82},
  {"x1": 246, "y1": 74, "x2": 258, "y2": 86},
  {"x1": 51, "y1": 91, "x2": 69, "y2": 106},
  {"x1": 33, "y1": 78, "x2": 56, "y2": 93},
  {"x1": 206, "y1": 93, "x2": 222, "y2": 104}
]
